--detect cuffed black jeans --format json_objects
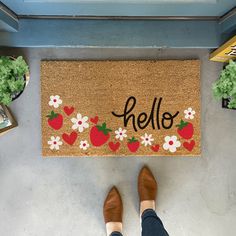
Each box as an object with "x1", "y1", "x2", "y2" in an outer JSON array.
[{"x1": 110, "y1": 209, "x2": 169, "y2": 236}]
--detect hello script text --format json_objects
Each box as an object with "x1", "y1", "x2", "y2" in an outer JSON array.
[{"x1": 112, "y1": 96, "x2": 179, "y2": 132}]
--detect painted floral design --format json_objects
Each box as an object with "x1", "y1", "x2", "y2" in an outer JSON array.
[
  {"x1": 46, "y1": 95, "x2": 196, "y2": 154},
  {"x1": 71, "y1": 113, "x2": 89, "y2": 132},
  {"x1": 79, "y1": 140, "x2": 90, "y2": 150},
  {"x1": 115, "y1": 127, "x2": 127, "y2": 141},
  {"x1": 49, "y1": 95, "x2": 62, "y2": 108},
  {"x1": 184, "y1": 107, "x2": 195, "y2": 120},
  {"x1": 48, "y1": 136, "x2": 63, "y2": 150},
  {"x1": 141, "y1": 133, "x2": 154, "y2": 146},
  {"x1": 163, "y1": 135, "x2": 181, "y2": 153}
]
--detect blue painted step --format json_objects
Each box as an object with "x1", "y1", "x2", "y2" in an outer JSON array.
[{"x1": 0, "y1": 19, "x2": 220, "y2": 48}]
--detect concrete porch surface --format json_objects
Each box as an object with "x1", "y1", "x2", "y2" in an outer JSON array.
[{"x1": 0, "y1": 48, "x2": 235, "y2": 236}]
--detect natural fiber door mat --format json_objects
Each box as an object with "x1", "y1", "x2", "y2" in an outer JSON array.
[{"x1": 41, "y1": 60, "x2": 201, "y2": 157}]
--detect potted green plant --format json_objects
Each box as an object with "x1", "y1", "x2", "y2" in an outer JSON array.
[
  {"x1": 0, "y1": 56, "x2": 29, "y2": 105},
  {"x1": 212, "y1": 59, "x2": 236, "y2": 110}
]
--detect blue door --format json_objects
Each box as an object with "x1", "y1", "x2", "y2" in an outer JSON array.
[
  {"x1": 0, "y1": 0, "x2": 235, "y2": 48},
  {"x1": 1, "y1": 0, "x2": 236, "y2": 16}
]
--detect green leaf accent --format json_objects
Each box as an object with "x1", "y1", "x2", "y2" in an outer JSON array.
[
  {"x1": 0, "y1": 56, "x2": 29, "y2": 105},
  {"x1": 176, "y1": 119, "x2": 189, "y2": 130},
  {"x1": 128, "y1": 136, "x2": 138, "y2": 143},
  {"x1": 96, "y1": 122, "x2": 112, "y2": 135},
  {"x1": 46, "y1": 111, "x2": 58, "y2": 120}
]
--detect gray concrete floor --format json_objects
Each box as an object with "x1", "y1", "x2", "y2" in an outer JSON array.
[{"x1": 0, "y1": 48, "x2": 236, "y2": 236}]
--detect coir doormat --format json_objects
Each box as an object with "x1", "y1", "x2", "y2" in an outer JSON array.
[{"x1": 41, "y1": 60, "x2": 201, "y2": 157}]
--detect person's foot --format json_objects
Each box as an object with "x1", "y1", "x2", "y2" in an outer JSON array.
[
  {"x1": 138, "y1": 166, "x2": 157, "y2": 215},
  {"x1": 103, "y1": 186, "x2": 123, "y2": 236}
]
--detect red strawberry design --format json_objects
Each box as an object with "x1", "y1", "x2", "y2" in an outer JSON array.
[
  {"x1": 151, "y1": 144, "x2": 160, "y2": 152},
  {"x1": 176, "y1": 120, "x2": 194, "y2": 140},
  {"x1": 47, "y1": 111, "x2": 63, "y2": 130},
  {"x1": 127, "y1": 137, "x2": 140, "y2": 153},
  {"x1": 90, "y1": 122, "x2": 112, "y2": 147},
  {"x1": 62, "y1": 131, "x2": 78, "y2": 145},
  {"x1": 108, "y1": 141, "x2": 120, "y2": 152},
  {"x1": 183, "y1": 140, "x2": 195, "y2": 151},
  {"x1": 63, "y1": 106, "x2": 74, "y2": 116}
]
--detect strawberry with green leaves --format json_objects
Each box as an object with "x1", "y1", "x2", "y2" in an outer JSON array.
[
  {"x1": 176, "y1": 119, "x2": 194, "y2": 140},
  {"x1": 90, "y1": 122, "x2": 112, "y2": 147},
  {"x1": 47, "y1": 111, "x2": 63, "y2": 130},
  {"x1": 127, "y1": 137, "x2": 140, "y2": 153}
]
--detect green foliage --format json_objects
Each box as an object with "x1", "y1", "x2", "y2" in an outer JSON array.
[
  {"x1": 212, "y1": 60, "x2": 236, "y2": 109},
  {"x1": 0, "y1": 56, "x2": 29, "y2": 105}
]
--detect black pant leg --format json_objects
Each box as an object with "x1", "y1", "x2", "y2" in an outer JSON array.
[
  {"x1": 141, "y1": 209, "x2": 169, "y2": 236},
  {"x1": 110, "y1": 231, "x2": 123, "y2": 236}
]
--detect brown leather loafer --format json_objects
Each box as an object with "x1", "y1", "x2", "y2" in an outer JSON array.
[
  {"x1": 138, "y1": 166, "x2": 157, "y2": 202},
  {"x1": 103, "y1": 186, "x2": 123, "y2": 224}
]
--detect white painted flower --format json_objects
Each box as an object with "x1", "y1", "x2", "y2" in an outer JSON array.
[
  {"x1": 163, "y1": 135, "x2": 181, "y2": 153},
  {"x1": 71, "y1": 113, "x2": 89, "y2": 132},
  {"x1": 115, "y1": 127, "x2": 127, "y2": 141},
  {"x1": 79, "y1": 140, "x2": 90, "y2": 150},
  {"x1": 141, "y1": 133, "x2": 154, "y2": 147},
  {"x1": 184, "y1": 107, "x2": 195, "y2": 120},
  {"x1": 48, "y1": 95, "x2": 62, "y2": 108},
  {"x1": 48, "y1": 136, "x2": 63, "y2": 150}
]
